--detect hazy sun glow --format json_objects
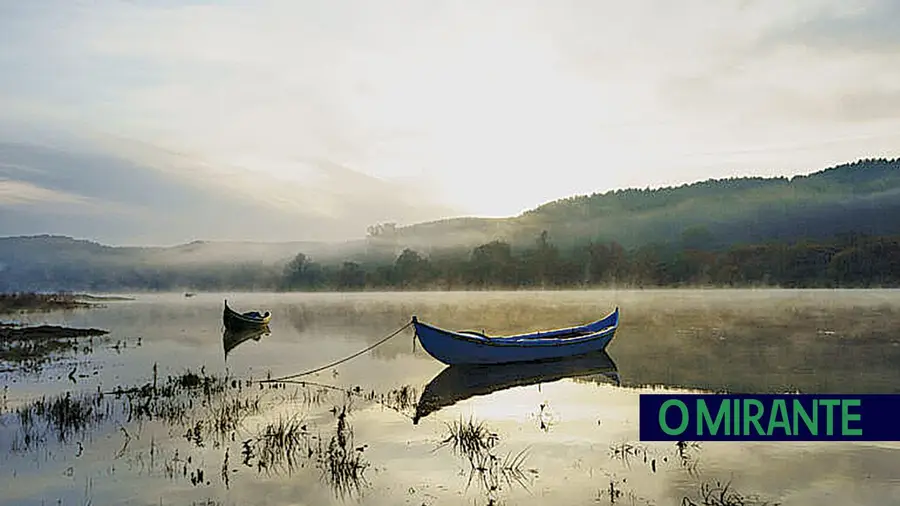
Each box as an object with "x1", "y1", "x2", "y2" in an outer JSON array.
[{"x1": 1, "y1": 0, "x2": 899, "y2": 242}]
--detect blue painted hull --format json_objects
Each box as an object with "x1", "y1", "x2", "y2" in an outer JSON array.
[{"x1": 412, "y1": 307, "x2": 619, "y2": 365}]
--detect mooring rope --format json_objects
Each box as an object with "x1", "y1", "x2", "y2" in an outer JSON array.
[{"x1": 258, "y1": 320, "x2": 414, "y2": 384}]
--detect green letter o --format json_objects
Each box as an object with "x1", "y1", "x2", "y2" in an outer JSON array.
[{"x1": 660, "y1": 399, "x2": 689, "y2": 436}]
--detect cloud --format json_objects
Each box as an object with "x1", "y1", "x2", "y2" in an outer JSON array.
[
  {"x1": 659, "y1": 0, "x2": 900, "y2": 123},
  {"x1": 0, "y1": 179, "x2": 104, "y2": 209},
  {"x1": 756, "y1": 0, "x2": 900, "y2": 55},
  {"x1": 1, "y1": 0, "x2": 898, "y2": 226},
  {"x1": 0, "y1": 136, "x2": 459, "y2": 245}
]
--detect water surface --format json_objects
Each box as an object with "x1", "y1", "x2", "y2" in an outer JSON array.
[{"x1": 2, "y1": 290, "x2": 899, "y2": 505}]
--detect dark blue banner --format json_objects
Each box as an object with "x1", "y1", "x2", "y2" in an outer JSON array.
[{"x1": 639, "y1": 394, "x2": 900, "y2": 441}]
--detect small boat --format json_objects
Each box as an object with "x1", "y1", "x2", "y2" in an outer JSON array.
[
  {"x1": 414, "y1": 351, "x2": 619, "y2": 423},
  {"x1": 223, "y1": 300, "x2": 271, "y2": 330},
  {"x1": 223, "y1": 325, "x2": 270, "y2": 358},
  {"x1": 184, "y1": 292, "x2": 196, "y2": 298},
  {"x1": 411, "y1": 307, "x2": 619, "y2": 366}
]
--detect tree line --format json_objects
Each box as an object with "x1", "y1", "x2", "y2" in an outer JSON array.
[
  {"x1": 281, "y1": 231, "x2": 900, "y2": 290},
  {"x1": 3, "y1": 231, "x2": 897, "y2": 292}
]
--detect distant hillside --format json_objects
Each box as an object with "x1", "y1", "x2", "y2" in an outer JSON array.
[
  {"x1": 0, "y1": 235, "x2": 363, "y2": 291},
  {"x1": 1, "y1": 157, "x2": 899, "y2": 291},
  {"x1": 378, "y1": 158, "x2": 900, "y2": 251},
  {"x1": 0, "y1": 235, "x2": 343, "y2": 266}
]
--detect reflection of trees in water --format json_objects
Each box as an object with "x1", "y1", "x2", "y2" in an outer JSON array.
[
  {"x1": 286, "y1": 305, "x2": 313, "y2": 334},
  {"x1": 279, "y1": 295, "x2": 900, "y2": 394},
  {"x1": 606, "y1": 302, "x2": 900, "y2": 395}
]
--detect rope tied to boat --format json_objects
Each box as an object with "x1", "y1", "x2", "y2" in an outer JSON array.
[{"x1": 259, "y1": 320, "x2": 415, "y2": 384}]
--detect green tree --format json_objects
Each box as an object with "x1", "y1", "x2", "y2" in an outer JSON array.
[
  {"x1": 469, "y1": 240, "x2": 516, "y2": 287},
  {"x1": 282, "y1": 252, "x2": 325, "y2": 290},
  {"x1": 681, "y1": 225, "x2": 714, "y2": 250},
  {"x1": 531, "y1": 230, "x2": 560, "y2": 287},
  {"x1": 337, "y1": 262, "x2": 366, "y2": 289},
  {"x1": 394, "y1": 248, "x2": 430, "y2": 288}
]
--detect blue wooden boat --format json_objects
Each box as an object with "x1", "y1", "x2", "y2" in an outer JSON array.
[{"x1": 411, "y1": 307, "x2": 619, "y2": 366}]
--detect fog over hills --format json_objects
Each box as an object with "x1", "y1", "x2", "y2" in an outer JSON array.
[{"x1": 2, "y1": 157, "x2": 898, "y2": 284}]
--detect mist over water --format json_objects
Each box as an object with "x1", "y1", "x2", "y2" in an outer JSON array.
[{"x1": 2, "y1": 289, "x2": 899, "y2": 505}]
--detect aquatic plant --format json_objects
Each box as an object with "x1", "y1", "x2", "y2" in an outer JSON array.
[
  {"x1": 209, "y1": 393, "x2": 262, "y2": 441},
  {"x1": 440, "y1": 417, "x2": 500, "y2": 461},
  {"x1": 382, "y1": 384, "x2": 418, "y2": 412},
  {"x1": 13, "y1": 391, "x2": 111, "y2": 451},
  {"x1": 253, "y1": 414, "x2": 312, "y2": 475},
  {"x1": 319, "y1": 404, "x2": 370, "y2": 498},
  {"x1": 682, "y1": 479, "x2": 781, "y2": 506},
  {"x1": 609, "y1": 441, "x2": 654, "y2": 471},
  {"x1": 465, "y1": 447, "x2": 532, "y2": 494},
  {"x1": 596, "y1": 473, "x2": 656, "y2": 506},
  {"x1": 438, "y1": 417, "x2": 535, "y2": 501},
  {"x1": 232, "y1": 403, "x2": 371, "y2": 499},
  {"x1": 675, "y1": 441, "x2": 702, "y2": 476},
  {"x1": 7, "y1": 366, "x2": 247, "y2": 455},
  {"x1": 534, "y1": 401, "x2": 556, "y2": 432}
]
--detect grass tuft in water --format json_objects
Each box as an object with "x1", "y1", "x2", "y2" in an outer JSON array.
[
  {"x1": 382, "y1": 384, "x2": 418, "y2": 412},
  {"x1": 13, "y1": 391, "x2": 110, "y2": 451},
  {"x1": 682, "y1": 479, "x2": 781, "y2": 506},
  {"x1": 320, "y1": 404, "x2": 370, "y2": 498},
  {"x1": 438, "y1": 416, "x2": 534, "y2": 501},
  {"x1": 254, "y1": 414, "x2": 311, "y2": 475},
  {"x1": 440, "y1": 417, "x2": 500, "y2": 461}
]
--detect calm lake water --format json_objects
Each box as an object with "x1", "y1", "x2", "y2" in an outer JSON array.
[{"x1": 2, "y1": 290, "x2": 900, "y2": 506}]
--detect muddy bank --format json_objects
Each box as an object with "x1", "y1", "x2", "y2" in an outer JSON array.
[
  {"x1": 1, "y1": 324, "x2": 109, "y2": 341},
  {"x1": 1, "y1": 323, "x2": 110, "y2": 369},
  {"x1": 72, "y1": 293, "x2": 135, "y2": 302},
  {"x1": 0, "y1": 292, "x2": 135, "y2": 314},
  {"x1": 0, "y1": 292, "x2": 94, "y2": 314}
]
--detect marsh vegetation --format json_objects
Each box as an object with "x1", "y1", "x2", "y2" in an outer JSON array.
[{"x1": 0, "y1": 292, "x2": 99, "y2": 313}]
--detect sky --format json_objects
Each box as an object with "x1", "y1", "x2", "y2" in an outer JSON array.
[{"x1": 1, "y1": 0, "x2": 900, "y2": 244}]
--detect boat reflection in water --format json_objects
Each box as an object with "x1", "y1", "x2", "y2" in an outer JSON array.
[
  {"x1": 413, "y1": 351, "x2": 619, "y2": 424},
  {"x1": 223, "y1": 325, "x2": 271, "y2": 358}
]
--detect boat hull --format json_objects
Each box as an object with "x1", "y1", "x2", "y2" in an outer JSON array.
[
  {"x1": 412, "y1": 307, "x2": 619, "y2": 366},
  {"x1": 223, "y1": 300, "x2": 271, "y2": 330}
]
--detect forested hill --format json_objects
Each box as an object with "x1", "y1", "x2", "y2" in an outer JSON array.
[
  {"x1": 385, "y1": 157, "x2": 900, "y2": 251},
  {"x1": 1, "y1": 157, "x2": 899, "y2": 291}
]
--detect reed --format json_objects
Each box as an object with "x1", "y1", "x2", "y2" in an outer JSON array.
[
  {"x1": 682, "y1": 480, "x2": 781, "y2": 506},
  {"x1": 319, "y1": 404, "x2": 370, "y2": 498},
  {"x1": 440, "y1": 417, "x2": 500, "y2": 461}
]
